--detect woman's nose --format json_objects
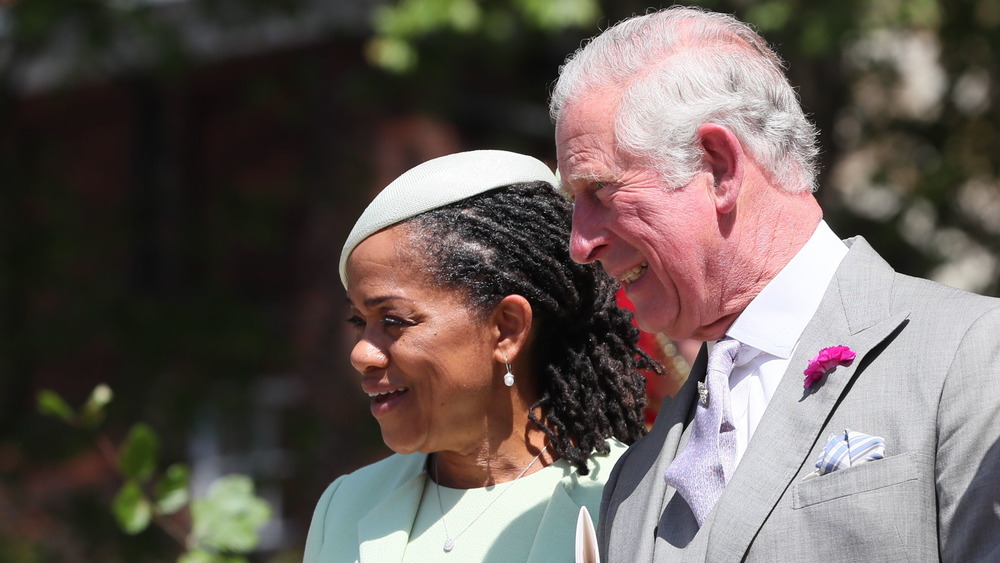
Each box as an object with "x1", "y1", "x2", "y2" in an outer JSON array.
[{"x1": 350, "y1": 338, "x2": 388, "y2": 373}]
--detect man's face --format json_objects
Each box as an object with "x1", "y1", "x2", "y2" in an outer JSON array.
[{"x1": 556, "y1": 92, "x2": 721, "y2": 340}]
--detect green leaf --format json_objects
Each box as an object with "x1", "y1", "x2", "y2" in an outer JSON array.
[
  {"x1": 445, "y1": 0, "x2": 480, "y2": 32},
  {"x1": 155, "y1": 463, "x2": 190, "y2": 515},
  {"x1": 178, "y1": 549, "x2": 247, "y2": 563},
  {"x1": 745, "y1": 1, "x2": 793, "y2": 32},
  {"x1": 364, "y1": 37, "x2": 418, "y2": 73},
  {"x1": 112, "y1": 480, "x2": 152, "y2": 535},
  {"x1": 514, "y1": 0, "x2": 599, "y2": 29},
  {"x1": 119, "y1": 423, "x2": 159, "y2": 482},
  {"x1": 190, "y1": 475, "x2": 272, "y2": 553},
  {"x1": 178, "y1": 550, "x2": 215, "y2": 563},
  {"x1": 80, "y1": 383, "x2": 114, "y2": 428},
  {"x1": 37, "y1": 390, "x2": 75, "y2": 422}
]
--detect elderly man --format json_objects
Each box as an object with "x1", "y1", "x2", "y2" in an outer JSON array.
[{"x1": 551, "y1": 6, "x2": 1000, "y2": 562}]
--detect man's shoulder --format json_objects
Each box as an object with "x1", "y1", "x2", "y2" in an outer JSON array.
[
  {"x1": 843, "y1": 235, "x2": 1000, "y2": 316},
  {"x1": 881, "y1": 263, "x2": 1000, "y2": 327},
  {"x1": 893, "y1": 271, "x2": 1000, "y2": 310}
]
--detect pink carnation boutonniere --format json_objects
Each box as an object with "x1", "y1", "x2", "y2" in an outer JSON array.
[{"x1": 803, "y1": 345, "x2": 856, "y2": 389}]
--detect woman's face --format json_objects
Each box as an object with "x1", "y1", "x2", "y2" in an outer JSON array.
[{"x1": 345, "y1": 226, "x2": 505, "y2": 455}]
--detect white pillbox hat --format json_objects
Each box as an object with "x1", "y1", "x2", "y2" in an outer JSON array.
[{"x1": 339, "y1": 150, "x2": 557, "y2": 288}]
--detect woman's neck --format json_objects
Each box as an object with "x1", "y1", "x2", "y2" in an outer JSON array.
[{"x1": 431, "y1": 433, "x2": 553, "y2": 489}]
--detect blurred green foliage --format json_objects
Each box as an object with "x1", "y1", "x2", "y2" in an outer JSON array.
[
  {"x1": 367, "y1": 0, "x2": 600, "y2": 71},
  {"x1": 37, "y1": 386, "x2": 271, "y2": 562}
]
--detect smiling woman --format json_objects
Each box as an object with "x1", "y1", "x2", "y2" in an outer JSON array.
[
  {"x1": 346, "y1": 226, "x2": 504, "y2": 457},
  {"x1": 304, "y1": 150, "x2": 657, "y2": 562}
]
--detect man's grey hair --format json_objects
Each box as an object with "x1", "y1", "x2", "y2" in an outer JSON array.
[{"x1": 550, "y1": 6, "x2": 820, "y2": 192}]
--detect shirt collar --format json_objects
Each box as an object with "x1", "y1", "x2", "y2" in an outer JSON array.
[{"x1": 726, "y1": 220, "x2": 848, "y2": 359}]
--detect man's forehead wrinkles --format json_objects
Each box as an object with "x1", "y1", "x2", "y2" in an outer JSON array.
[{"x1": 560, "y1": 152, "x2": 616, "y2": 179}]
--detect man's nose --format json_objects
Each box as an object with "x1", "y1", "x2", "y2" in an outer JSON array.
[{"x1": 569, "y1": 201, "x2": 607, "y2": 264}]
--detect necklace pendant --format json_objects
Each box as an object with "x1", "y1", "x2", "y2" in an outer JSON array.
[{"x1": 443, "y1": 538, "x2": 455, "y2": 552}]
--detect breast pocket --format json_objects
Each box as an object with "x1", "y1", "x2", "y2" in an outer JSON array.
[{"x1": 792, "y1": 451, "x2": 925, "y2": 509}]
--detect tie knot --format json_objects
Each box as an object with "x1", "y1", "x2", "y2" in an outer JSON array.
[
  {"x1": 707, "y1": 338, "x2": 761, "y2": 381},
  {"x1": 707, "y1": 337, "x2": 742, "y2": 374}
]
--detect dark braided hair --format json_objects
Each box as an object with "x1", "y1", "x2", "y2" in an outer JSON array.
[{"x1": 401, "y1": 181, "x2": 659, "y2": 475}]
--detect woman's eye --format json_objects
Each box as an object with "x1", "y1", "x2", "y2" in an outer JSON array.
[
  {"x1": 381, "y1": 316, "x2": 408, "y2": 329},
  {"x1": 346, "y1": 315, "x2": 365, "y2": 329}
]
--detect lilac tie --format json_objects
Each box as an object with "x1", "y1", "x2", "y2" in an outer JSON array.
[{"x1": 663, "y1": 338, "x2": 745, "y2": 526}]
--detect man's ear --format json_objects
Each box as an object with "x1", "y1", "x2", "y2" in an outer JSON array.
[
  {"x1": 493, "y1": 295, "x2": 533, "y2": 363},
  {"x1": 697, "y1": 123, "x2": 744, "y2": 214}
]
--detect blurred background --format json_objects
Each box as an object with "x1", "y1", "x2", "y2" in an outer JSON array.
[{"x1": 1, "y1": 0, "x2": 998, "y2": 560}]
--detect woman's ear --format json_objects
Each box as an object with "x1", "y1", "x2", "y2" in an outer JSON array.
[
  {"x1": 697, "y1": 123, "x2": 744, "y2": 214},
  {"x1": 493, "y1": 294, "x2": 533, "y2": 363}
]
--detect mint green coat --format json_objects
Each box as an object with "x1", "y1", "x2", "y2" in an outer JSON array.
[{"x1": 304, "y1": 439, "x2": 627, "y2": 562}]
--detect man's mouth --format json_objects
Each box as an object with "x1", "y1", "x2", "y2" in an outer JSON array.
[{"x1": 618, "y1": 263, "x2": 648, "y2": 286}]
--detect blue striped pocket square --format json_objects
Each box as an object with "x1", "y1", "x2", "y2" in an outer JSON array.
[{"x1": 802, "y1": 429, "x2": 885, "y2": 481}]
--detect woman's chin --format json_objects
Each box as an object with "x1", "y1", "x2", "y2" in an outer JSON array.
[{"x1": 378, "y1": 431, "x2": 422, "y2": 456}]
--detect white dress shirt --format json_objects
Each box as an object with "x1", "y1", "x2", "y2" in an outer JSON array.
[{"x1": 711, "y1": 220, "x2": 848, "y2": 467}]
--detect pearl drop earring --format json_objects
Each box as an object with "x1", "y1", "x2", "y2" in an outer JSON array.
[{"x1": 503, "y1": 356, "x2": 515, "y2": 387}]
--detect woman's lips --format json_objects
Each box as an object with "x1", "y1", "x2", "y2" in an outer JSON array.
[
  {"x1": 368, "y1": 387, "x2": 408, "y2": 416},
  {"x1": 367, "y1": 387, "x2": 408, "y2": 401}
]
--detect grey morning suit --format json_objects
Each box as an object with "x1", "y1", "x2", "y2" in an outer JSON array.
[{"x1": 599, "y1": 237, "x2": 1000, "y2": 562}]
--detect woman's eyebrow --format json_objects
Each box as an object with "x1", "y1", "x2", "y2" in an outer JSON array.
[{"x1": 346, "y1": 295, "x2": 413, "y2": 308}]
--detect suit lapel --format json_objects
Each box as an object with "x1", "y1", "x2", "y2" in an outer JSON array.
[
  {"x1": 705, "y1": 238, "x2": 910, "y2": 560},
  {"x1": 358, "y1": 455, "x2": 428, "y2": 562}
]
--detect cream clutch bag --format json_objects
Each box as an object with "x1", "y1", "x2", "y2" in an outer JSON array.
[{"x1": 575, "y1": 506, "x2": 601, "y2": 563}]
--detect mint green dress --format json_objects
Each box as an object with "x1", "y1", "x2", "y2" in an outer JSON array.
[{"x1": 304, "y1": 439, "x2": 627, "y2": 563}]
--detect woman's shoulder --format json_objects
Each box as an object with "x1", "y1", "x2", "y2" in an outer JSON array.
[
  {"x1": 549, "y1": 438, "x2": 629, "y2": 519},
  {"x1": 305, "y1": 452, "x2": 428, "y2": 555},
  {"x1": 321, "y1": 451, "x2": 427, "y2": 499},
  {"x1": 558, "y1": 438, "x2": 628, "y2": 494},
  {"x1": 580, "y1": 437, "x2": 628, "y2": 483}
]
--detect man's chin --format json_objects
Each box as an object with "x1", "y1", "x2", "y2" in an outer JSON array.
[{"x1": 633, "y1": 309, "x2": 682, "y2": 339}]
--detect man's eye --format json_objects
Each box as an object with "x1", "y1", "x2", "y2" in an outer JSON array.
[
  {"x1": 560, "y1": 185, "x2": 577, "y2": 202},
  {"x1": 593, "y1": 181, "x2": 616, "y2": 201}
]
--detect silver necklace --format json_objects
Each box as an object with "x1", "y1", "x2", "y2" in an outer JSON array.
[{"x1": 433, "y1": 444, "x2": 549, "y2": 553}]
